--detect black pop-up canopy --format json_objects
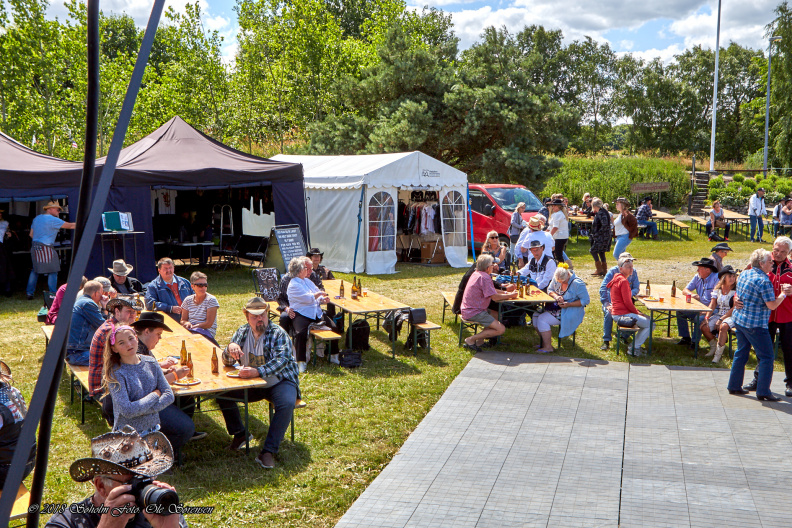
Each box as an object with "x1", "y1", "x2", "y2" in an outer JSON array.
[{"x1": 0, "y1": 117, "x2": 306, "y2": 281}]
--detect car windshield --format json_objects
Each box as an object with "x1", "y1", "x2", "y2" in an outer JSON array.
[{"x1": 487, "y1": 187, "x2": 543, "y2": 212}]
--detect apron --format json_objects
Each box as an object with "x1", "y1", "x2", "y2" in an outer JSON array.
[{"x1": 31, "y1": 242, "x2": 60, "y2": 274}]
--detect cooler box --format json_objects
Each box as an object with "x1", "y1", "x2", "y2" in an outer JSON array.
[{"x1": 421, "y1": 239, "x2": 445, "y2": 264}]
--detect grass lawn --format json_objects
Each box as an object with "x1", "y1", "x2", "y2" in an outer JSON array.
[{"x1": 0, "y1": 221, "x2": 782, "y2": 527}]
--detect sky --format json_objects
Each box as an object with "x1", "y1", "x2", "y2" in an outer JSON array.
[{"x1": 46, "y1": 0, "x2": 783, "y2": 63}]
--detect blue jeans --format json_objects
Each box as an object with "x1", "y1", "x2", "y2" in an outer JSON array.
[
  {"x1": 613, "y1": 234, "x2": 631, "y2": 259},
  {"x1": 728, "y1": 325, "x2": 775, "y2": 397},
  {"x1": 617, "y1": 313, "x2": 653, "y2": 348},
  {"x1": 217, "y1": 380, "x2": 298, "y2": 454},
  {"x1": 159, "y1": 402, "x2": 195, "y2": 452},
  {"x1": 637, "y1": 220, "x2": 658, "y2": 236},
  {"x1": 602, "y1": 304, "x2": 613, "y2": 343},
  {"x1": 677, "y1": 311, "x2": 701, "y2": 342},
  {"x1": 66, "y1": 349, "x2": 90, "y2": 366},
  {"x1": 27, "y1": 270, "x2": 58, "y2": 297},
  {"x1": 749, "y1": 215, "x2": 764, "y2": 241},
  {"x1": 773, "y1": 221, "x2": 780, "y2": 237}
]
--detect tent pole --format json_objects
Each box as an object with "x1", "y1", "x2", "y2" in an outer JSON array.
[
  {"x1": 0, "y1": 0, "x2": 166, "y2": 523},
  {"x1": 352, "y1": 185, "x2": 365, "y2": 273},
  {"x1": 467, "y1": 184, "x2": 476, "y2": 262}
]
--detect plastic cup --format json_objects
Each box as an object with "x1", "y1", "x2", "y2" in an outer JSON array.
[
  {"x1": 658, "y1": 296, "x2": 665, "y2": 302},
  {"x1": 363, "y1": 288, "x2": 368, "y2": 297}
]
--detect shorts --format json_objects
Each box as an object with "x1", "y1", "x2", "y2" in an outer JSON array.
[
  {"x1": 708, "y1": 315, "x2": 734, "y2": 333},
  {"x1": 466, "y1": 310, "x2": 495, "y2": 326}
]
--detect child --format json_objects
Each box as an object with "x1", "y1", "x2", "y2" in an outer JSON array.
[
  {"x1": 701, "y1": 266, "x2": 737, "y2": 363},
  {"x1": 102, "y1": 325, "x2": 174, "y2": 437}
]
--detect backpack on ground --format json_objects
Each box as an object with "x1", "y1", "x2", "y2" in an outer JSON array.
[
  {"x1": 349, "y1": 320, "x2": 370, "y2": 351},
  {"x1": 405, "y1": 324, "x2": 429, "y2": 349},
  {"x1": 383, "y1": 308, "x2": 410, "y2": 342},
  {"x1": 338, "y1": 349, "x2": 362, "y2": 368}
]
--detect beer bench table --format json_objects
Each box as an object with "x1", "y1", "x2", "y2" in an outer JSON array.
[
  {"x1": 323, "y1": 280, "x2": 409, "y2": 358},
  {"x1": 636, "y1": 284, "x2": 712, "y2": 358},
  {"x1": 0, "y1": 482, "x2": 31, "y2": 526},
  {"x1": 41, "y1": 325, "x2": 96, "y2": 424},
  {"x1": 441, "y1": 291, "x2": 457, "y2": 323}
]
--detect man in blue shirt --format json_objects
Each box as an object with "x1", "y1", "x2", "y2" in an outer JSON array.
[
  {"x1": 677, "y1": 257, "x2": 720, "y2": 349},
  {"x1": 635, "y1": 197, "x2": 658, "y2": 239},
  {"x1": 145, "y1": 258, "x2": 193, "y2": 320},
  {"x1": 26, "y1": 201, "x2": 75, "y2": 299},
  {"x1": 599, "y1": 252, "x2": 640, "y2": 350},
  {"x1": 66, "y1": 280, "x2": 107, "y2": 365}
]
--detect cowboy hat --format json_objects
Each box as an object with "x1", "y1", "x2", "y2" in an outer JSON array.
[
  {"x1": 131, "y1": 312, "x2": 172, "y2": 332},
  {"x1": 615, "y1": 197, "x2": 631, "y2": 206},
  {"x1": 0, "y1": 361, "x2": 11, "y2": 382},
  {"x1": 306, "y1": 248, "x2": 324, "y2": 258},
  {"x1": 642, "y1": 196, "x2": 653, "y2": 203},
  {"x1": 528, "y1": 216, "x2": 544, "y2": 229},
  {"x1": 108, "y1": 259, "x2": 134, "y2": 276},
  {"x1": 70, "y1": 426, "x2": 174, "y2": 482},
  {"x1": 106, "y1": 297, "x2": 135, "y2": 313},
  {"x1": 718, "y1": 265, "x2": 737, "y2": 278},
  {"x1": 548, "y1": 198, "x2": 564, "y2": 206},
  {"x1": 42, "y1": 200, "x2": 63, "y2": 211},
  {"x1": 617, "y1": 252, "x2": 636, "y2": 261},
  {"x1": 529, "y1": 239, "x2": 545, "y2": 248},
  {"x1": 692, "y1": 257, "x2": 719, "y2": 272},
  {"x1": 710, "y1": 242, "x2": 733, "y2": 253},
  {"x1": 244, "y1": 297, "x2": 268, "y2": 316}
]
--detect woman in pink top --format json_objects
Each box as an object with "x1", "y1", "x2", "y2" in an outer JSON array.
[{"x1": 460, "y1": 254, "x2": 518, "y2": 352}]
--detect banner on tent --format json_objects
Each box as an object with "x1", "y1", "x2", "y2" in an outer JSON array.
[{"x1": 263, "y1": 224, "x2": 307, "y2": 273}]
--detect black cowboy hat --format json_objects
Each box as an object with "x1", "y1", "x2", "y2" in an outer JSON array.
[
  {"x1": 306, "y1": 248, "x2": 324, "y2": 258},
  {"x1": 131, "y1": 312, "x2": 172, "y2": 332},
  {"x1": 642, "y1": 196, "x2": 653, "y2": 203},
  {"x1": 692, "y1": 257, "x2": 719, "y2": 272},
  {"x1": 710, "y1": 242, "x2": 733, "y2": 253},
  {"x1": 548, "y1": 198, "x2": 564, "y2": 206},
  {"x1": 529, "y1": 239, "x2": 545, "y2": 248},
  {"x1": 718, "y1": 265, "x2": 737, "y2": 278}
]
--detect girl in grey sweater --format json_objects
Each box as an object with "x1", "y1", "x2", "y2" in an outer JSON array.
[{"x1": 102, "y1": 325, "x2": 173, "y2": 436}]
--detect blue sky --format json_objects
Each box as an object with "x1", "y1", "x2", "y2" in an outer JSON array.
[{"x1": 48, "y1": 0, "x2": 779, "y2": 62}]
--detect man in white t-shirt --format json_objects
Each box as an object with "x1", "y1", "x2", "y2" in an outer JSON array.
[
  {"x1": 515, "y1": 215, "x2": 554, "y2": 266},
  {"x1": 547, "y1": 199, "x2": 569, "y2": 263}
]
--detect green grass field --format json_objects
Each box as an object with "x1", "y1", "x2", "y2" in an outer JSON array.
[{"x1": 0, "y1": 222, "x2": 781, "y2": 527}]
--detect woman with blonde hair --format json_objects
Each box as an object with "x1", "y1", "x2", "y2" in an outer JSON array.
[{"x1": 482, "y1": 230, "x2": 508, "y2": 270}]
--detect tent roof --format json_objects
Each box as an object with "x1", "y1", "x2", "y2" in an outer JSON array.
[
  {"x1": 100, "y1": 116, "x2": 302, "y2": 188},
  {"x1": 0, "y1": 131, "x2": 84, "y2": 189},
  {"x1": 272, "y1": 152, "x2": 467, "y2": 189}
]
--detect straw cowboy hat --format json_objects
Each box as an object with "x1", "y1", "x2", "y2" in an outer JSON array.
[
  {"x1": 108, "y1": 259, "x2": 134, "y2": 276},
  {"x1": 0, "y1": 361, "x2": 11, "y2": 382},
  {"x1": 70, "y1": 426, "x2": 174, "y2": 482},
  {"x1": 528, "y1": 216, "x2": 544, "y2": 229},
  {"x1": 244, "y1": 297, "x2": 268, "y2": 316},
  {"x1": 42, "y1": 201, "x2": 63, "y2": 212},
  {"x1": 105, "y1": 297, "x2": 135, "y2": 313}
]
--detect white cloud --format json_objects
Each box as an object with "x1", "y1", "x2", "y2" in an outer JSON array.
[
  {"x1": 204, "y1": 14, "x2": 230, "y2": 31},
  {"x1": 619, "y1": 40, "x2": 634, "y2": 50}
]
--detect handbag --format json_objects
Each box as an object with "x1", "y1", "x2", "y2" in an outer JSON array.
[
  {"x1": 409, "y1": 308, "x2": 426, "y2": 325},
  {"x1": 714, "y1": 217, "x2": 727, "y2": 229},
  {"x1": 616, "y1": 316, "x2": 637, "y2": 328}
]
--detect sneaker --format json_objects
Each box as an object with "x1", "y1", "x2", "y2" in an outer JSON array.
[
  {"x1": 295, "y1": 398, "x2": 308, "y2": 409},
  {"x1": 600, "y1": 341, "x2": 610, "y2": 351},
  {"x1": 228, "y1": 432, "x2": 254, "y2": 451},
  {"x1": 255, "y1": 451, "x2": 275, "y2": 469},
  {"x1": 329, "y1": 354, "x2": 340, "y2": 365},
  {"x1": 26, "y1": 294, "x2": 34, "y2": 300},
  {"x1": 190, "y1": 431, "x2": 208, "y2": 442},
  {"x1": 743, "y1": 378, "x2": 758, "y2": 392},
  {"x1": 297, "y1": 361, "x2": 307, "y2": 373}
]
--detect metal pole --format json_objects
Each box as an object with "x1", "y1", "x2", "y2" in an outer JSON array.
[
  {"x1": 764, "y1": 37, "x2": 782, "y2": 177},
  {"x1": 351, "y1": 185, "x2": 365, "y2": 273},
  {"x1": 709, "y1": 0, "x2": 722, "y2": 172},
  {"x1": 467, "y1": 185, "x2": 476, "y2": 262}
]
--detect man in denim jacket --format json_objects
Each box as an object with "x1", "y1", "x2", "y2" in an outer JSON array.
[
  {"x1": 66, "y1": 280, "x2": 107, "y2": 365},
  {"x1": 145, "y1": 258, "x2": 192, "y2": 320}
]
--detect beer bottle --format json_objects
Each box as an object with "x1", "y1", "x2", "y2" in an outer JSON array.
[
  {"x1": 671, "y1": 280, "x2": 676, "y2": 297},
  {"x1": 646, "y1": 279, "x2": 651, "y2": 297},
  {"x1": 339, "y1": 281, "x2": 345, "y2": 298},
  {"x1": 351, "y1": 277, "x2": 358, "y2": 300},
  {"x1": 186, "y1": 353, "x2": 194, "y2": 380},
  {"x1": 211, "y1": 347, "x2": 219, "y2": 374},
  {"x1": 180, "y1": 340, "x2": 187, "y2": 365}
]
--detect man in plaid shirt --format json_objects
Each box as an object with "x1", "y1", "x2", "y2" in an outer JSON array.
[
  {"x1": 635, "y1": 197, "x2": 659, "y2": 240},
  {"x1": 219, "y1": 297, "x2": 300, "y2": 469},
  {"x1": 87, "y1": 298, "x2": 137, "y2": 397}
]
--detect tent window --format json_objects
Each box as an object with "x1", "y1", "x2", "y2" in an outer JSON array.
[
  {"x1": 441, "y1": 191, "x2": 466, "y2": 247},
  {"x1": 368, "y1": 191, "x2": 395, "y2": 252}
]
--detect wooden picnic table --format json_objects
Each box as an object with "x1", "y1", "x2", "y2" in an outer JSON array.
[
  {"x1": 702, "y1": 207, "x2": 751, "y2": 235},
  {"x1": 322, "y1": 279, "x2": 409, "y2": 357},
  {"x1": 635, "y1": 284, "x2": 712, "y2": 357},
  {"x1": 493, "y1": 285, "x2": 554, "y2": 322},
  {"x1": 568, "y1": 214, "x2": 593, "y2": 241}
]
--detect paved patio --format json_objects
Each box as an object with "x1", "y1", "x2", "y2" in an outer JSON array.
[{"x1": 335, "y1": 352, "x2": 792, "y2": 528}]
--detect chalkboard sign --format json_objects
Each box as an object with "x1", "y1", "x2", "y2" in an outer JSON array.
[{"x1": 263, "y1": 224, "x2": 307, "y2": 273}]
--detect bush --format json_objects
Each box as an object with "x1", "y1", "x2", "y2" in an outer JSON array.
[
  {"x1": 778, "y1": 180, "x2": 792, "y2": 196},
  {"x1": 742, "y1": 178, "x2": 757, "y2": 190},
  {"x1": 541, "y1": 156, "x2": 689, "y2": 207},
  {"x1": 732, "y1": 174, "x2": 745, "y2": 183},
  {"x1": 709, "y1": 176, "x2": 725, "y2": 189}
]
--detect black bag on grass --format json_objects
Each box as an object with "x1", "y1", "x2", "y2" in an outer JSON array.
[
  {"x1": 338, "y1": 349, "x2": 362, "y2": 368},
  {"x1": 405, "y1": 325, "x2": 429, "y2": 349},
  {"x1": 349, "y1": 320, "x2": 370, "y2": 350},
  {"x1": 383, "y1": 308, "x2": 410, "y2": 342}
]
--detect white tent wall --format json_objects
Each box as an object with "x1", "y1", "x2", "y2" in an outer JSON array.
[
  {"x1": 439, "y1": 185, "x2": 469, "y2": 268},
  {"x1": 366, "y1": 185, "x2": 398, "y2": 274},
  {"x1": 305, "y1": 187, "x2": 365, "y2": 273}
]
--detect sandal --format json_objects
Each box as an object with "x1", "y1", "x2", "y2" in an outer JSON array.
[
  {"x1": 463, "y1": 343, "x2": 483, "y2": 353},
  {"x1": 536, "y1": 348, "x2": 553, "y2": 354}
]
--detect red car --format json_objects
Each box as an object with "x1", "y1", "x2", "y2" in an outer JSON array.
[{"x1": 467, "y1": 184, "x2": 543, "y2": 248}]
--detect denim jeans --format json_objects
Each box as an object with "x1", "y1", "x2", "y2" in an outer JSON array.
[
  {"x1": 728, "y1": 325, "x2": 775, "y2": 397},
  {"x1": 637, "y1": 220, "x2": 658, "y2": 236},
  {"x1": 617, "y1": 313, "x2": 653, "y2": 348},
  {"x1": 613, "y1": 234, "x2": 631, "y2": 260},
  {"x1": 602, "y1": 304, "x2": 613, "y2": 342},
  {"x1": 773, "y1": 221, "x2": 780, "y2": 237},
  {"x1": 66, "y1": 349, "x2": 90, "y2": 366},
  {"x1": 677, "y1": 311, "x2": 701, "y2": 342},
  {"x1": 27, "y1": 270, "x2": 57, "y2": 297},
  {"x1": 217, "y1": 380, "x2": 298, "y2": 454},
  {"x1": 749, "y1": 215, "x2": 764, "y2": 241},
  {"x1": 159, "y1": 402, "x2": 195, "y2": 452}
]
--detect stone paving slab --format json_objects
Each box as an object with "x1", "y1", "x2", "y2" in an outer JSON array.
[{"x1": 335, "y1": 353, "x2": 792, "y2": 528}]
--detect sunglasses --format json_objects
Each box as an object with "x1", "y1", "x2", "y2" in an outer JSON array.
[
  {"x1": 488, "y1": 236, "x2": 498, "y2": 239},
  {"x1": 193, "y1": 283, "x2": 208, "y2": 287}
]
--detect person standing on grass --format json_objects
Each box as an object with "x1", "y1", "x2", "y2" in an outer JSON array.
[
  {"x1": 460, "y1": 254, "x2": 518, "y2": 353},
  {"x1": 589, "y1": 197, "x2": 612, "y2": 277},
  {"x1": 727, "y1": 248, "x2": 792, "y2": 401},
  {"x1": 599, "y1": 253, "x2": 640, "y2": 351},
  {"x1": 612, "y1": 198, "x2": 637, "y2": 260},
  {"x1": 26, "y1": 200, "x2": 75, "y2": 299},
  {"x1": 547, "y1": 198, "x2": 568, "y2": 263},
  {"x1": 748, "y1": 187, "x2": 766, "y2": 243},
  {"x1": 509, "y1": 202, "x2": 527, "y2": 255}
]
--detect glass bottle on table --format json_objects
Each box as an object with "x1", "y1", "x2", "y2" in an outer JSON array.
[
  {"x1": 351, "y1": 277, "x2": 358, "y2": 300},
  {"x1": 339, "y1": 281, "x2": 345, "y2": 298},
  {"x1": 179, "y1": 340, "x2": 187, "y2": 365},
  {"x1": 211, "y1": 347, "x2": 219, "y2": 374},
  {"x1": 646, "y1": 279, "x2": 651, "y2": 297},
  {"x1": 671, "y1": 280, "x2": 676, "y2": 297},
  {"x1": 186, "y1": 352, "x2": 194, "y2": 380}
]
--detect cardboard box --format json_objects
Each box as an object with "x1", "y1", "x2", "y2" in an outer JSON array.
[{"x1": 420, "y1": 239, "x2": 445, "y2": 264}]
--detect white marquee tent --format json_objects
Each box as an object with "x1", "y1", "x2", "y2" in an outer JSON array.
[{"x1": 273, "y1": 152, "x2": 469, "y2": 274}]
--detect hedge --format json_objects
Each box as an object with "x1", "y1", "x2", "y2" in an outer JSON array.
[{"x1": 541, "y1": 156, "x2": 689, "y2": 208}]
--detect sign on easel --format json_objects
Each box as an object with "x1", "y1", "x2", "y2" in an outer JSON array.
[{"x1": 263, "y1": 224, "x2": 307, "y2": 273}]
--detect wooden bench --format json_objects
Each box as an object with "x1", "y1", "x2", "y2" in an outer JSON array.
[
  {"x1": 410, "y1": 321, "x2": 441, "y2": 355},
  {"x1": 1, "y1": 482, "x2": 31, "y2": 526},
  {"x1": 310, "y1": 328, "x2": 343, "y2": 366},
  {"x1": 614, "y1": 326, "x2": 639, "y2": 356},
  {"x1": 42, "y1": 324, "x2": 54, "y2": 345},
  {"x1": 692, "y1": 216, "x2": 708, "y2": 233},
  {"x1": 42, "y1": 325, "x2": 99, "y2": 424},
  {"x1": 441, "y1": 291, "x2": 457, "y2": 324},
  {"x1": 458, "y1": 319, "x2": 481, "y2": 346},
  {"x1": 670, "y1": 219, "x2": 690, "y2": 238}
]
